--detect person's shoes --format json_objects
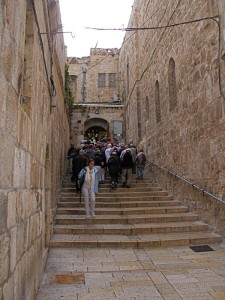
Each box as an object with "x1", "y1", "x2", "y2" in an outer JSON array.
[
  {"x1": 86, "y1": 215, "x2": 91, "y2": 219},
  {"x1": 91, "y1": 213, "x2": 96, "y2": 218},
  {"x1": 102, "y1": 180, "x2": 105, "y2": 184},
  {"x1": 126, "y1": 185, "x2": 130, "y2": 188},
  {"x1": 122, "y1": 183, "x2": 126, "y2": 188}
]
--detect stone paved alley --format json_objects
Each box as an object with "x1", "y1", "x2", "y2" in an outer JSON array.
[{"x1": 37, "y1": 244, "x2": 225, "y2": 300}]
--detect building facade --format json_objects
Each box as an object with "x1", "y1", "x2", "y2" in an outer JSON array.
[
  {"x1": 119, "y1": 0, "x2": 225, "y2": 235},
  {"x1": 67, "y1": 48, "x2": 125, "y2": 145},
  {"x1": 0, "y1": 0, "x2": 70, "y2": 299}
]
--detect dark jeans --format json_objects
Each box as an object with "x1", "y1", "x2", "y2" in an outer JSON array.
[
  {"x1": 111, "y1": 173, "x2": 119, "y2": 183},
  {"x1": 136, "y1": 165, "x2": 145, "y2": 179},
  {"x1": 75, "y1": 176, "x2": 80, "y2": 192}
]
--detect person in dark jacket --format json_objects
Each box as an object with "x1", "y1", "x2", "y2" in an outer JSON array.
[
  {"x1": 72, "y1": 150, "x2": 88, "y2": 193},
  {"x1": 99, "y1": 150, "x2": 106, "y2": 183},
  {"x1": 85, "y1": 144, "x2": 96, "y2": 159},
  {"x1": 108, "y1": 152, "x2": 121, "y2": 189},
  {"x1": 67, "y1": 144, "x2": 76, "y2": 168},
  {"x1": 120, "y1": 148, "x2": 135, "y2": 188}
]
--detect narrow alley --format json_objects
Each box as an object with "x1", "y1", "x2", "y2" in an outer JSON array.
[{"x1": 1, "y1": 0, "x2": 225, "y2": 299}]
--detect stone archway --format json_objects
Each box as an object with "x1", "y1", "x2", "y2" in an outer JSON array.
[{"x1": 84, "y1": 118, "x2": 109, "y2": 141}]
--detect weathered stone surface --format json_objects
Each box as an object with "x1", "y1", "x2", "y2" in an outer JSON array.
[
  {"x1": 0, "y1": 0, "x2": 70, "y2": 299},
  {"x1": 119, "y1": 0, "x2": 225, "y2": 237},
  {"x1": 0, "y1": 190, "x2": 7, "y2": 234},
  {"x1": 10, "y1": 226, "x2": 17, "y2": 273},
  {"x1": 37, "y1": 245, "x2": 225, "y2": 300},
  {"x1": 0, "y1": 233, "x2": 10, "y2": 284},
  {"x1": 7, "y1": 192, "x2": 16, "y2": 229},
  {"x1": 3, "y1": 275, "x2": 14, "y2": 300}
]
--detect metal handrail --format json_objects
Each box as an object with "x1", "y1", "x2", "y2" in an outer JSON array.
[{"x1": 148, "y1": 161, "x2": 225, "y2": 206}]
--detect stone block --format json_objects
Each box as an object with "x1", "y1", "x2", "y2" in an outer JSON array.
[
  {"x1": 0, "y1": 133, "x2": 15, "y2": 189},
  {"x1": 13, "y1": 147, "x2": 26, "y2": 189},
  {"x1": 0, "y1": 190, "x2": 7, "y2": 234},
  {"x1": 13, "y1": 259, "x2": 23, "y2": 300},
  {"x1": 7, "y1": 191, "x2": 17, "y2": 229},
  {"x1": 0, "y1": 233, "x2": 10, "y2": 284},
  {"x1": 16, "y1": 222, "x2": 26, "y2": 262},
  {"x1": 10, "y1": 226, "x2": 17, "y2": 273},
  {"x1": 0, "y1": 74, "x2": 7, "y2": 131},
  {"x1": 16, "y1": 191, "x2": 26, "y2": 223},
  {"x1": 1, "y1": 27, "x2": 14, "y2": 81},
  {"x1": 2, "y1": 275, "x2": 14, "y2": 300},
  {"x1": 5, "y1": 85, "x2": 18, "y2": 137}
]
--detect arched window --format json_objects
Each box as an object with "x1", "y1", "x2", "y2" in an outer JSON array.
[
  {"x1": 168, "y1": 58, "x2": 177, "y2": 111},
  {"x1": 155, "y1": 81, "x2": 161, "y2": 123}
]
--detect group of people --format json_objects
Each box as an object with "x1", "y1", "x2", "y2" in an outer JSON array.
[{"x1": 67, "y1": 140, "x2": 147, "y2": 218}]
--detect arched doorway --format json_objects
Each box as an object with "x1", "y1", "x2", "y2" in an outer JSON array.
[{"x1": 84, "y1": 118, "x2": 109, "y2": 141}]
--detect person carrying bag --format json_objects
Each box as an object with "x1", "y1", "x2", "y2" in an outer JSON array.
[{"x1": 78, "y1": 159, "x2": 99, "y2": 218}]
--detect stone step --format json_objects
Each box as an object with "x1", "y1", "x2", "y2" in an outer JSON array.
[
  {"x1": 61, "y1": 191, "x2": 169, "y2": 197},
  {"x1": 61, "y1": 187, "x2": 163, "y2": 192},
  {"x1": 55, "y1": 212, "x2": 199, "y2": 225},
  {"x1": 60, "y1": 195, "x2": 173, "y2": 202},
  {"x1": 58, "y1": 200, "x2": 182, "y2": 208},
  {"x1": 56, "y1": 206, "x2": 189, "y2": 215},
  {"x1": 63, "y1": 179, "x2": 154, "y2": 184},
  {"x1": 54, "y1": 221, "x2": 208, "y2": 235},
  {"x1": 62, "y1": 182, "x2": 158, "y2": 188},
  {"x1": 50, "y1": 232, "x2": 221, "y2": 248}
]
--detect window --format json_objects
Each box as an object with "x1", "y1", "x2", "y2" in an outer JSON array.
[
  {"x1": 113, "y1": 120, "x2": 123, "y2": 137},
  {"x1": 109, "y1": 73, "x2": 116, "y2": 87},
  {"x1": 98, "y1": 73, "x2": 106, "y2": 87},
  {"x1": 155, "y1": 81, "x2": 161, "y2": 123},
  {"x1": 168, "y1": 58, "x2": 177, "y2": 111}
]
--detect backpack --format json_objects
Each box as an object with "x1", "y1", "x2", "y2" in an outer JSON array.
[
  {"x1": 122, "y1": 151, "x2": 133, "y2": 167},
  {"x1": 137, "y1": 153, "x2": 146, "y2": 165},
  {"x1": 78, "y1": 167, "x2": 87, "y2": 190},
  {"x1": 108, "y1": 156, "x2": 121, "y2": 172}
]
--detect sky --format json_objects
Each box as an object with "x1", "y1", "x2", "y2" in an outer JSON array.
[{"x1": 58, "y1": 0, "x2": 134, "y2": 57}]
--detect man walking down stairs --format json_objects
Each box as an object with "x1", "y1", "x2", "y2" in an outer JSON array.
[{"x1": 37, "y1": 173, "x2": 224, "y2": 300}]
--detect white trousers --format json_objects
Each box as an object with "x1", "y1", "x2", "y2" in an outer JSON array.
[
  {"x1": 82, "y1": 186, "x2": 95, "y2": 216},
  {"x1": 100, "y1": 168, "x2": 105, "y2": 181}
]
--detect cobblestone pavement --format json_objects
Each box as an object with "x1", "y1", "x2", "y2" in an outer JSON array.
[{"x1": 36, "y1": 243, "x2": 225, "y2": 300}]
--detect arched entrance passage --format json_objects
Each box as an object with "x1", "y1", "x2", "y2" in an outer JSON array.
[{"x1": 84, "y1": 118, "x2": 109, "y2": 141}]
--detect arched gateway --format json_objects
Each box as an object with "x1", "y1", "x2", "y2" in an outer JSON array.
[{"x1": 84, "y1": 118, "x2": 109, "y2": 141}]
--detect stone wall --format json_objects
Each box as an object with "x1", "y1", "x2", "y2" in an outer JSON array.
[
  {"x1": 119, "y1": 0, "x2": 225, "y2": 235},
  {"x1": 0, "y1": 1, "x2": 70, "y2": 299},
  {"x1": 67, "y1": 48, "x2": 120, "y2": 103},
  {"x1": 67, "y1": 48, "x2": 124, "y2": 145}
]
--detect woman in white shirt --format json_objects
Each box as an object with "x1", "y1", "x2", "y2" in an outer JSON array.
[{"x1": 78, "y1": 159, "x2": 99, "y2": 218}]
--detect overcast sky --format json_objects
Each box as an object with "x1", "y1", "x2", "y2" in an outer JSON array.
[{"x1": 58, "y1": 0, "x2": 134, "y2": 57}]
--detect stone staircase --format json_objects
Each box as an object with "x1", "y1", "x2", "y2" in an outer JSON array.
[{"x1": 50, "y1": 173, "x2": 221, "y2": 248}]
